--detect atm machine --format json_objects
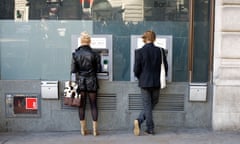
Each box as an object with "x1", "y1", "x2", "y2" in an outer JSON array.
[
  {"x1": 130, "y1": 35, "x2": 173, "y2": 82},
  {"x1": 71, "y1": 34, "x2": 113, "y2": 81}
]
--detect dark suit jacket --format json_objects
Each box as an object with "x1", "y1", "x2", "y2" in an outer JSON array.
[{"x1": 134, "y1": 43, "x2": 168, "y2": 88}]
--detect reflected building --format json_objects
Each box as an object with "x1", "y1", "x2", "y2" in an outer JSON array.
[{"x1": 10, "y1": 0, "x2": 189, "y2": 22}]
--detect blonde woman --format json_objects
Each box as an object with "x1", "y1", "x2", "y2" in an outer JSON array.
[{"x1": 71, "y1": 32, "x2": 101, "y2": 136}]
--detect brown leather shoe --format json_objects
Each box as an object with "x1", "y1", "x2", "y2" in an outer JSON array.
[{"x1": 144, "y1": 130, "x2": 155, "y2": 135}]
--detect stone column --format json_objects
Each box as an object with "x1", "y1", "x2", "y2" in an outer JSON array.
[{"x1": 213, "y1": 0, "x2": 240, "y2": 131}]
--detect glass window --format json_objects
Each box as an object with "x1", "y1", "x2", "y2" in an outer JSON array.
[
  {"x1": 192, "y1": 0, "x2": 210, "y2": 82},
  {"x1": 0, "y1": 0, "x2": 191, "y2": 81}
]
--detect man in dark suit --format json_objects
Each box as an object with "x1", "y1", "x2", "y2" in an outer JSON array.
[{"x1": 133, "y1": 30, "x2": 168, "y2": 136}]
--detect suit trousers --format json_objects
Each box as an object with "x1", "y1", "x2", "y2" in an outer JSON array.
[{"x1": 138, "y1": 88, "x2": 160, "y2": 131}]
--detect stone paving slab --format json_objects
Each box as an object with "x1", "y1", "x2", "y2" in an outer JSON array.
[{"x1": 0, "y1": 129, "x2": 240, "y2": 144}]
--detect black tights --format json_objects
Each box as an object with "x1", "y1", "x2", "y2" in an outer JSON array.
[{"x1": 78, "y1": 91, "x2": 98, "y2": 121}]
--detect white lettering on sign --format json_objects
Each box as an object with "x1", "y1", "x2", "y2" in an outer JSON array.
[
  {"x1": 136, "y1": 38, "x2": 167, "y2": 49},
  {"x1": 77, "y1": 37, "x2": 107, "y2": 49},
  {"x1": 91, "y1": 38, "x2": 107, "y2": 49},
  {"x1": 155, "y1": 38, "x2": 166, "y2": 49}
]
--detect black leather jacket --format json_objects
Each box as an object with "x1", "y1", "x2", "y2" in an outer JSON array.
[{"x1": 71, "y1": 45, "x2": 101, "y2": 77}]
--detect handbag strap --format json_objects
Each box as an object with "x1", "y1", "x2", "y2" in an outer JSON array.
[
  {"x1": 69, "y1": 72, "x2": 74, "y2": 86},
  {"x1": 160, "y1": 48, "x2": 164, "y2": 64}
]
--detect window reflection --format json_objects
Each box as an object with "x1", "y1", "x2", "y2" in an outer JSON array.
[
  {"x1": 0, "y1": 0, "x2": 191, "y2": 81},
  {"x1": 144, "y1": 0, "x2": 189, "y2": 21},
  {"x1": 10, "y1": 0, "x2": 188, "y2": 22}
]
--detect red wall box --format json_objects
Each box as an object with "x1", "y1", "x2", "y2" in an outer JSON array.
[{"x1": 25, "y1": 98, "x2": 38, "y2": 110}]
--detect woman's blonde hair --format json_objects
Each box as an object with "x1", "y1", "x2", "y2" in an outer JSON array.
[{"x1": 80, "y1": 31, "x2": 91, "y2": 45}]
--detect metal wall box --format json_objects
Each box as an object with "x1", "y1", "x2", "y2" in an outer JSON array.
[
  {"x1": 41, "y1": 81, "x2": 58, "y2": 99},
  {"x1": 5, "y1": 93, "x2": 41, "y2": 118},
  {"x1": 189, "y1": 83, "x2": 207, "y2": 102}
]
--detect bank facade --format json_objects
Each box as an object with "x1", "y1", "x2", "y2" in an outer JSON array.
[{"x1": 0, "y1": 0, "x2": 239, "y2": 132}]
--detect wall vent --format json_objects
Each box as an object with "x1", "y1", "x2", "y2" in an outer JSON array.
[
  {"x1": 97, "y1": 93, "x2": 117, "y2": 110},
  {"x1": 128, "y1": 94, "x2": 142, "y2": 110},
  {"x1": 62, "y1": 93, "x2": 117, "y2": 111},
  {"x1": 128, "y1": 93, "x2": 184, "y2": 111}
]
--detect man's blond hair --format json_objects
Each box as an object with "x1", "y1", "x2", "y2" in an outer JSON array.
[{"x1": 141, "y1": 30, "x2": 156, "y2": 43}]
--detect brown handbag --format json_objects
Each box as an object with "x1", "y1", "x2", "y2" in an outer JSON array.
[
  {"x1": 64, "y1": 81, "x2": 79, "y2": 106},
  {"x1": 64, "y1": 96, "x2": 73, "y2": 106},
  {"x1": 71, "y1": 94, "x2": 81, "y2": 107}
]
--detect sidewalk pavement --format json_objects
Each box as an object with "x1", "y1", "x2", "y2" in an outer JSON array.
[{"x1": 1, "y1": 128, "x2": 240, "y2": 144}]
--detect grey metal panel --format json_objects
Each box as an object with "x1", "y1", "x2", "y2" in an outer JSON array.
[
  {"x1": 155, "y1": 94, "x2": 184, "y2": 111},
  {"x1": 128, "y1": 94, "x2": 142, "y2": 110},
  {"x1": 61, "y1": 93, "x2": 117, "y2": 111},
  {"x1": 128, "y1": 93, "x2": 184, "y2": 111},
  {"x1": 97, "y1": 93, "x2": 117, "y2": 110}
]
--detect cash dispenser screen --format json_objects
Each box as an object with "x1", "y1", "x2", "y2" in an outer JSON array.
[
  {"x1": 90, "y1": 36, "x2": 112, "y2": 80},
  {"x1": 93, "y1": 49, "x2": 109, "y2": 77}
]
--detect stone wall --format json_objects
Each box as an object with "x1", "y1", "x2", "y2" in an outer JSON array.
[
  {"x1": 213, "y1": 0, "x2": 240, "y2": 131},
  {"x1": 0, "y1": 80, "x2": 212, "y2": 132}
]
